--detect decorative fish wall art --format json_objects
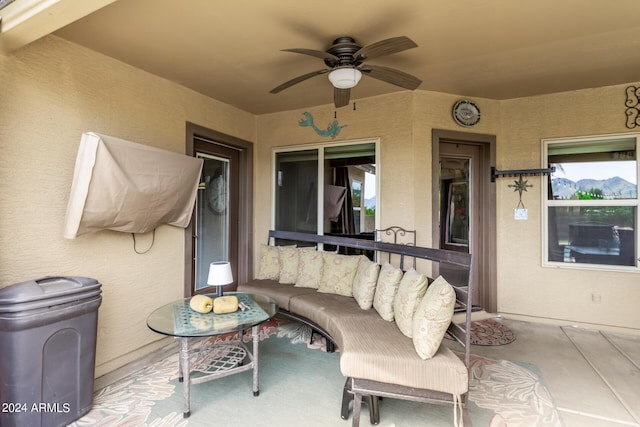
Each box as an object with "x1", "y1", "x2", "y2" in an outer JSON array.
[{"x1": 298, "y1": 112, "x2": 347, "y2": 139}]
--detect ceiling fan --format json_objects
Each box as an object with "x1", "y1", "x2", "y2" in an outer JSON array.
[{"x1": 270, "y1": 36, "x2": 422, "y2": 108}]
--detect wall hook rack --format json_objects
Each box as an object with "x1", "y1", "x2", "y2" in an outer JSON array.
[{"x1": 491, "y1": 166, "x2": 555, "y2": 183}]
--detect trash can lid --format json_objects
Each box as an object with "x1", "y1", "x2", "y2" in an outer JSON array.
[{"x1": 0, "y1": 276, "x2": 101, "y2": 312}]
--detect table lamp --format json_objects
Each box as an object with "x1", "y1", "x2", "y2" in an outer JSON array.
[{"x1": 207, "y1": 261, "x2": 233, "y2": 297}]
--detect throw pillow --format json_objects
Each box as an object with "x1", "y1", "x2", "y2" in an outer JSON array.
[
  {"x1": 318, "y1": 252, "x2": 360, "y2": 296},
  {"x1": 412, "y1": 275, "x2": 456, "y2": 360},
  {"x1": 393, "y1": 269, "x2": 428, "y2": 338},
  {"x1": 278, "y1": 246, "x2": 299, "y2": 284},
  {"x1": 373, "y1": 262, "x2": 403, "y2": 321},
  {"x1": 351, "y1": 256, "x2": 380, "y2": 310},
  {"x1": 257, "y1": 244, "x2": 280, "y2": 280},
  {"x1": 295, "y1": 249, "x2": 324, "y2": 289}
]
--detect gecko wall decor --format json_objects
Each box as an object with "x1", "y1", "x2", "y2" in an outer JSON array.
[{"x1": 298, "y1": 112, "x2": 347, "y2": 139}]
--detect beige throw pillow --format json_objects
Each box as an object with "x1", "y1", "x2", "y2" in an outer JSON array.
[
  {"x1": 278, "y1": 246, "x2": 299, "y2": 284},
  {"x1": 393, "y1": 269, "x2": 428, "y2": 337},
  {"x1": 352, "y1": 256, "x2": 380, "y2": 309},
  {"x1": 257, "y1": 244, "x2": 280, "y2": 280},
  {"x1": 412, "y1": 276, "x2": 456, "y2": 360},
  {"x1": 318, "y1": 252, "x2": 360, "y2": 296},
  {"x1": 373, "y1": 263, "x2": 403, "y2": 321},
  {"x1": 295, "y1": 249, "x2": 324, "y2": 289}
]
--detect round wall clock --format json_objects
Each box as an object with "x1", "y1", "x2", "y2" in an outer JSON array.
[
  {"x1": 207, "y1": 174, "x2": 227, "y2": 214},
  {"x1": 452, "y1": 99, "x2": 481, "y2": 127}
]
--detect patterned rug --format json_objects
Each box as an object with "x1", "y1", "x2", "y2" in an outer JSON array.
[
  {"x1": 70, "y1": 317, "x2": 557, "y2": 427},
  {"x1": 445, "y1": 318, "x2": 516, "y2": 346}
]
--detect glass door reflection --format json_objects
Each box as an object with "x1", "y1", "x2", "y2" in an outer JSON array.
[{"x1": 195, "y1": 154, "x2": 230, "y2": 291}]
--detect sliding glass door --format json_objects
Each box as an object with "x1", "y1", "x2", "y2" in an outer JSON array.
[{"x1": 273, "y1": 140, "x2": 378, "y2": 240}]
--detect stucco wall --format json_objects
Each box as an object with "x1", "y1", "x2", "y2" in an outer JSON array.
[
  {"x1": 255, "y1": 92, "x2": 501, "y2": 276},
  {"x1": 498, "y1": 87, "x2": 640, "y2": 332},
  {"x1": 256, "y1": 87, "x2": 639, "y2": 334},
  {"x1": 0, "y1": 35, "x2": 256, "y2": 376},
  {"x1": 1, "y1": 34, "x2": 638, "y2": 383},
  {"x1": 255, "y1": 92, "x2": 413, "y2": 248}
]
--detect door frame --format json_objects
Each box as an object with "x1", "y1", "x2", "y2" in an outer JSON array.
[
  {"x1": 184, "y1": 122, "x2": 253, "y2": 297},
  {"x1": 432, "y1": 129, "x2": 497, "y2": 312}
]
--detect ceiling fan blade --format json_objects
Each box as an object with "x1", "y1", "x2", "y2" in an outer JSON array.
[
  {"x1": 270, "y1": 69, "x2": 329, "y2": 94},
  {"x1": 282, "y1": 48, "x2": 340, "y2": 65},
  {"x1": 334, "y1": 88, "x2": 351, "y2": 108},
  {"x1": 360, "y1": 64, "x2": 422, "y2": 90},
  {"x1": 354, "y1": 36, "x2": 417, "y2": 62}
]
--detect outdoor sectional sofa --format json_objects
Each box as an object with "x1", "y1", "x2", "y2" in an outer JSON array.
[{"x1": 238, "y1": 230, "x2": 473, "y2": 427}]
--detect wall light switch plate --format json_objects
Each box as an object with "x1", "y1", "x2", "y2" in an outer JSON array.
[{"x1": 514, "y1": 208, "x2": 528, "y2": 220}]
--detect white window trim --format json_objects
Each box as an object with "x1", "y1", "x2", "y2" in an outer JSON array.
[{"x1": 541, "y1": 132, "x2": 639, "y2": 272}]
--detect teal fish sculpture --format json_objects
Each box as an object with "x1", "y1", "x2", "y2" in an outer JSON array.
[{"x1": 298, "y1": 112, "x2": 347, "y2": 139}]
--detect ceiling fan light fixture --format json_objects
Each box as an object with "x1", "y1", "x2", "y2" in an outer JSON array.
[{"x1": 328, "y1": 67, "x2": 362, "y2": 89}]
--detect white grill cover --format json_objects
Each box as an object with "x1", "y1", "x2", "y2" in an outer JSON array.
[{"x1": 64, "y1": 132, "x2": 203, "y2": 239}]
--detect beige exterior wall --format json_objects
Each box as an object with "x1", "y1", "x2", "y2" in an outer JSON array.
[
  {"x1": 256, "y1": 86, "x2": 639, "y2": 335},
  {"x1": 0, "y1": 35, "x2": 256, "y2": 376},
  {"x1": 256, "y1": 92, "x2": 414, "y2": 244},
  {"x1": 1, "y1": 34, "x2": 638, "y2": 381},
  {"x1": 498, "y1": 87, "x2": 639, "y2": 332}
]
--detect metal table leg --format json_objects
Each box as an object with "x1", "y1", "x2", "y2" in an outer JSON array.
[
  {"x1": 180, "y1": 337, "x2": 191, "y2": 418},
  {"x1": 252, "y1": 325, "x2": 259, "y2": 396}
]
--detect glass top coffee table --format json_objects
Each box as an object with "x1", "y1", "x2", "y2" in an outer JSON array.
[{"x1": 147, "y1": 292, "x2": 278, "y2": 418}]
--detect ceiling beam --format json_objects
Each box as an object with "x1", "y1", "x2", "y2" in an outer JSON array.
[{"x1": 0, "y1": 0, "x2": 117, "y2": 54}]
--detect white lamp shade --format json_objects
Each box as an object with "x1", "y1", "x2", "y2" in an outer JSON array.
[
  {"x1": 207, "y1": 261, "x2": 233, "y2": 287},
  {"x1": 328, "y1": 67, "x2": 362, "y2": 89}
]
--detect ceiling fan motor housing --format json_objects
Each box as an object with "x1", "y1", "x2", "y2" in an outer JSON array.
[{"x1": 325, "y1": 36, "x2": 362, "y2": 67}]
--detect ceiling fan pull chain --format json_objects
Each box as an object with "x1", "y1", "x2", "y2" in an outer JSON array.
[
  {"x1": 353, "y1": 101, "x2": 357, "y2": 111},
  {"x1": 334, "y1": 111, "x2": 337, "y2": 119}
]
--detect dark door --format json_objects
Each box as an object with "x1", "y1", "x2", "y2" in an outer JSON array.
[{"x1": 433, "y1": 130, "x2": 497, "y2": 312}]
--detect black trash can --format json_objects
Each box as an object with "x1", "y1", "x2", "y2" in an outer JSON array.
[{"x1": 0, "y1": 276, "x2": 102, "y2": 427}]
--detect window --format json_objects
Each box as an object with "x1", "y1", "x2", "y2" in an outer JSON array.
[
  {"x1": 543, "y1": 134, "x2": 638, "y2": 270},
  {"x1": 273, "y1": 140, "x2": 378, "y2": 241}
]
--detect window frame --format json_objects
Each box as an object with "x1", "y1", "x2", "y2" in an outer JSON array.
[
  {"x1": 271, "y1": 138, "x2": 380, "y2": 239},
  {"x1": 542, "y1": 132, "x2": 639, "y2": 272}
]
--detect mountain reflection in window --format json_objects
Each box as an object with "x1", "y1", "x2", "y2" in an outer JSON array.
[{"x1": 546, "y1": 136, "x2": 638, "y2": 267}]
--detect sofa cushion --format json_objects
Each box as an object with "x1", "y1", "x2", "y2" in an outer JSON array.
[
  {"x1": 412, "y1": 276, "x2": 456, "y2": 360},
  {"x1": 373, "y1": 263, "x2": 403, "y2": 321},
  {"x1": 351, "y1": 256, "x2": 380, "y2": 310},
  {"x1": 237, "y1": 279, "x2": 316, "y2": 311},
  {"x1": 338, "y1": 315, "x2": 468, "y2": 395},
  {"x1": 295, "y1": 249, "x2": 324, "y2": 289},
  {"x1": 288, "y1": 292, "x2": 377, "y2": 344},
  {"x1": 393, "y1": 268, "x2": 428, "y2": 338},
  {"x1": 278, "y1": 246, "x2": 299, "y2": 284},
  {"x1": 257, "y1": 244, "x2": 281, "y2": 280},
  {"x1": 317, "y1": 252, "x2": 360, "y2": 296}
]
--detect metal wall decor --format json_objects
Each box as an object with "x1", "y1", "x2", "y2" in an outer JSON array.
[
  {"x1": 625, "y1": 85, "x2": 640, "y2": 129},
  {"x1": 491, "y1": 166, "x2": 555, "y2": 220},
  {"x1": 298, "y1": 112, "x2": 347, "y2": 139},
  {"x1": 508, "y1": 175, "x2": 533, "y2": 208},
  {"x1": 491, "y1": 166, "x2": 555, "y2": 183}
]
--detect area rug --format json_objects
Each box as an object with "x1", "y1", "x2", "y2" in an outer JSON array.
[
  {"x1": 446, "y1": 318, "x2": 516, "y2": 346},
  {"x1": 69, "y1": 317, "x2": 556, "y2": 427}
]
